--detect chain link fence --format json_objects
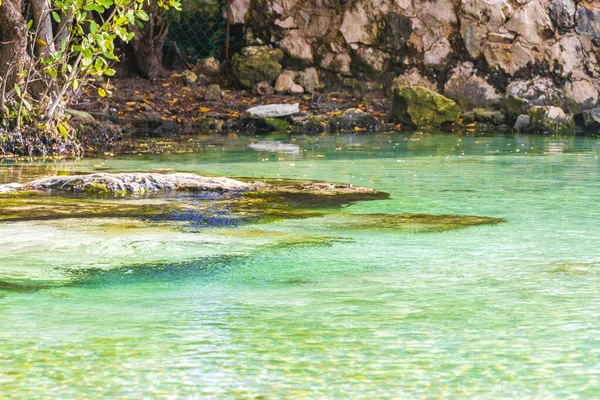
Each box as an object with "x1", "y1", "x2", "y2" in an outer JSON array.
[{"x1": 165, "y1": 0, "x2": 229, "y2": 63}]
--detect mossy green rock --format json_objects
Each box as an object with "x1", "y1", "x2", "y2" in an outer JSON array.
[
  {"x1": 232, "y1": 46, "x2": 284, "y2": 89},
  {"x1": 392, "y1": 86, "x2": 462, "y2": 128},
  {"x1": 263, "y1": 117, "x2": 290, "y2": 132},
  {"x1": 528, "y1": 106, "x2": 575, "y2": 135}
]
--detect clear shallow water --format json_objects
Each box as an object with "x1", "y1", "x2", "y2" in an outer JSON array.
[{"x1": 1, "y1": 133, "x2": 600, "y2": 398}]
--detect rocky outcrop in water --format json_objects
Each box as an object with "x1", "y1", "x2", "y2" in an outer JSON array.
[
  {"x1": 228, "y1": 0, "x2": 600, "y2": 134},
  {"x1": 0, "y1": 173, "x2": 386, "y2": 203}
]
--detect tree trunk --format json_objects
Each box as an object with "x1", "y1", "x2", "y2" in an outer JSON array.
[
  {"x1": 31, "y1": 0, "x2": 56, "y2": 59},
  {"x1": 0, "y1": 0, "x2": 29, "y2": 91},
  {"x1": 131, "y1": 1, "x2": 169, "y2": 80}
]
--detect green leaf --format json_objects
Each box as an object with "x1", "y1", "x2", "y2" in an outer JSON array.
[
  {"x1": 47, "y1": 66, "x2": 58, "y2": 78},
  {"x1": 82, "y1": 48, "x2": 93, "y2": 66},
  {"x1": 97, "y1": 87, "x2": 107, "y2": 97},
  {"x1": 90, "y1": 21, "x2": 98, "y2": 33},
  {"x1": 104, "y1": 68, "x2": 116, "y2": 76},
  {"x1": 57, "y1": 124, "x2": 69, "y2": 137},
  {"x1": 94, "y1": 57, "x2": 105, "y2": 72},
  {"x1": 52, "y1": 12, "x2": 61, "y2": 23},
  {"x1": 98, "y1": 0, "x2": 112, "y2": 8},
  {"x1": 136, "y1": 10, "x2": 149, "y2": 21},
  {"x1": 102, "y1": 51, "x2": 118, "y2": 61},
  {"x1": 103, "y1": 51, "x2": 117, "y2": 60},
  {"x1": 27, "y1": 19, "x2": 34, "y2": 30},
  {"x1": 83, "y1": 4, "x2": 105, "y2": 13}
]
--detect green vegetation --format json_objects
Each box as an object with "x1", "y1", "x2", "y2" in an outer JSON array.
[{"x1": 0, "y1": 0, "x2": 180, "y2": 131}]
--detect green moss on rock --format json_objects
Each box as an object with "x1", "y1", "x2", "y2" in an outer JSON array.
[
  {"x1": 82, "y1": 182, "x2": 109, "y2": 194},
  {"x1": 231, "y1": 46, "x2": 284, "y2": 89},
  {"x1": 528, "y1": 106, "x2": 575, "y2": 135},
  {"x1": 392, "y1": 86, "x2": 461, "y2": 129},
  {"x1": 263, "y1": 117, "x2": 290, "y2": 132}
]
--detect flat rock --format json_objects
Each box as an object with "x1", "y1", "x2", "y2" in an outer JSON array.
[
  {"x1": 0, "y1": 173, "x2": 385, "y2": 202},
  {"x1": 246, "y1": 103, "x2": 300, "y2": 118}
]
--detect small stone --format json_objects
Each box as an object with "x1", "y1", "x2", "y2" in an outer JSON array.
[
  {"x1": 182, "y1": 70, "x2": 197, "y2": 85},
  {"x1": 203, "y1": 84, "x2": 223, "y2": 101},
  {"x1": 275, "y1": 70, "x2": 297, "y2": 93},
  {"x1": 194, "y1": 57, "x2": 220, "y2": 75},
  {"x1": 289, "y1": 83, "x2": 304, "y2": 94},
  {"x1": 513, "y1": 115, "x2": 531, "y2": 132},
  {"x1": 297, "y1": 67, "x2": 321, "y2": 93},
  {"x1": 340, "y1": 108, "x2": 367, "y2": 124},
  {"x1": 252, "y1": 81, "x2": 274, "y2": 96}
]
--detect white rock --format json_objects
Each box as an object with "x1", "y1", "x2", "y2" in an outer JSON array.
[{"x1": 246, "y1": 103, "x2": 300, "y2": 118}]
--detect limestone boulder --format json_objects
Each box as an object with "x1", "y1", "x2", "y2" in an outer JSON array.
[
  {"x1": 280, "y1": 30, "x2": 313, "y2": 63},
  {"x1": 392, "y1": 86, "x2": 462, "y2": 128},
  {"x1": 392, "y1": 68, "x2": 436, "y2": 92},
  {"x1": 232, "y1": 46, "x2": 284, "y2": 88},
  {"x1": 340, "y1": 2, "x2": 378, "y2": 45},
  {"x1": 227, "y1": 0, "x2": 251, "y2": 24},
  {"x1": 297, "y1": 67, "x2": 321, "y2": 93},
  {"x1": 563, "y1": 80, "x2": 599, "y2": 114},
  {"x1": 582, "y1": 107, "x2": 600, "y2": 128},
  {"x1": 321, "y1": 52, "x2": 352, "y2": 76},
  {"x1": 513, "y1": 114, "x2": 532, "y2": 132},
  {"x1": 576, "y1": 5, "x2": 600, "y2": 40},
  {"x1": 505, "y1": 78, "x2": 563, "y2": 115},
  {"x1": 443, "y1": 62, "x2": 502, "y2": 111},
  {"x1": 355, "y1": 47, "x2": 391, "y2": 76},
  {"x1": 459, "y1": 0, "x2": 513, "y2": 59},
  {"x1": 482, "y1": 41, "x2": 535, "y2": 75},
  {"x1": 549, "y1": 0, "x2": 576, "y2": 30},
  {"x1": 528, "y1": 106, "x2": 575, "y2": 134},
  {"x1": 545, "y1": 35, "x2": 586, "y2": 79},
  {"x1": 424, "y1": 38, "x2": 452, "y2": 66},
  {"x1": 504, "y1": 0, "x2": 554, "y2": 45}
]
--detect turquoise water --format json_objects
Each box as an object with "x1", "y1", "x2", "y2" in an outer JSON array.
[{"x1": 1, "y1": 133, "x2": 600, "y2": 398}]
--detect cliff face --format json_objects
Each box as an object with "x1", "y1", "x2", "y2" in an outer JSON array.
[{"x1": 228, "y1": 0, "x2": 600, "y2": 127}]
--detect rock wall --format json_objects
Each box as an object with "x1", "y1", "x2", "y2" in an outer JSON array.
[{"x1": 228, "y1": 0, "x2": 600, "y2": 130}]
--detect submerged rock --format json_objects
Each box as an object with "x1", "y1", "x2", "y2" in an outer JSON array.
[
  {"x1": 392, "y1": 86, "x2": 462, "y2": 128},
  {"x1": 311, "y1": 213, "x2": 505, "y2": 233}
]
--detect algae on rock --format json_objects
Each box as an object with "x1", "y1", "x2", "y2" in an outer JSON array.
[
  {"x1": 392, "y1": 86, "x2": 462, "y2": 129},
  {"x1": 528, "y1": 106, "x2": 576, "y2": 135},
  {"x1": 231, "y1": 46, "x2": 284, "y2": 89}
]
